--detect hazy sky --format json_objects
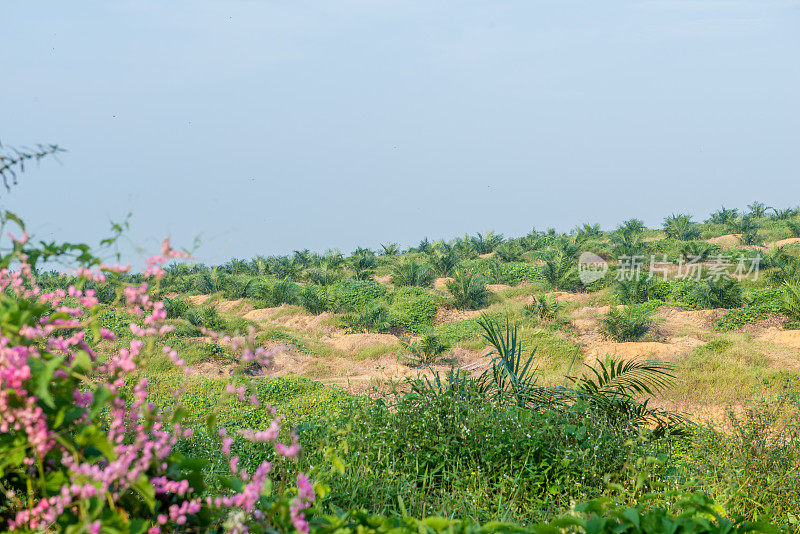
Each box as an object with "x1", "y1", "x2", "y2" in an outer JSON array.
[{"x1": 2, "y1": 1, "x2": 799, "y2": 265}]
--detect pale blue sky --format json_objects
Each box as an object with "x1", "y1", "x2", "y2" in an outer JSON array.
[{"x1": 2, "y1": 1, "x2": 799, "y2": 265}]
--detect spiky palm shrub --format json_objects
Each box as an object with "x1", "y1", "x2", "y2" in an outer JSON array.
[
  {"x1": 322, "y1": 249, "x2": 346, "y2": 269},
  {"x1": 568, "y1": 357, "x2": 681, "y2": 430},
  {"x1": 390, "y1": 257, "x2": 434, "y2": 287},
  {"x1": 292, "y1": 248, "x2": 316, "y2": 268},
  {"x1": 520, "y1": 228, "x2": 546, "y2": 251},
  {"x1": 782, "y1": 281, "x2": 800, "y2": 324},
  {"x1": 678, "y1": 240, "x2": 715, "y2": 261},
  {"x1": 194, "y1": 267, "x2": 226, "y2": 294},
  {"x1": 611, "y1": 226, "x2": 647, "y2": 258},
  {"x1": 786, "y1": 219, "x2": 800, "y2": 238},
  {"x1": 447, "y1": 269, "x2": 489, "y2": 310},
  {"x1": 306, "y1": 264, "x2": 343, "y2": 286},
  {"x1": 541, "y1": 251, "x2": 580, "y2": 291},
  {"x1": 621, "y1": 218, "x2": 646, "y2": 233},
  {"x1": 163, "y1": 297, "x2": 188, "y2": 319},
  {"x1": 222, "y1": 277, "x2": 257, "y2": 299},
  {"x1": 343, "y1": 301, "x2": 395, "y2": 333},
  {"x1": 523, "y1": 294, "x2": 562, "y2": 322},
  {"x1": 299, "y1": 284, "x2": 328, "y2": 314},
  {"x1": 748, "y1": 201, "x2": 768, "y2": 218},
  {"x1": 550, "y1": 236, "x2": 581, "y2": 261},
  {"x1": 400, "y1": 332, "x2": 450, "y2": 366},
  {"x1": 574, "y1": 223, "x2": 602, "y2": 243},
  {"x1": 763, "y1": 246, "x2": 800, "y2": 284},
  {"x1": 470, "y1": 231, "x2": 504, "y2": 254},
  {"x1": 708, "y1": 206, "x2": 739, "y2": 225},
  {"x1": 451, "y1": 235, "x2": 478, "y2": 259},
  {"x1": 600, "y1": 306, "x2": 654, "y2": 342},
  {"x1": 271, "y1": 279, "x2": 299, "y2": 305},
  {"x1": 688, "y1": 278, "x2": 742, "y2": 309},
  {"x1": 476, "y1": 315, "x2": 547, "y2": 408},
  {"x1": 426, "y1": 247, "x2": 460, "y2": 277},
  {"x1": 770, "y1": 207, "x2": 799, "y2": 220},
  {"x1": 380, "y1": 242, "x2": 400, "y2": 255},
  {"x1": 663, "y1": 213, "x2": 700, "y2": 240},
  {"x1": 349, "y1": 250, "x2": 377, "y2": 280},
  {"x1": 494, "y1": 241, "x2": 524, "y2": 262},
  {"x1": 613, "y1": 276, "x2": 655, "y2": 305},
  {"x1": 415, "y1": 237, "x2": 432, "y2": 254},
  {"x1": 267, "y1": 255, "x2": 301, "y2": 280},
  {"x1": 728, "y1": 215, "x2": 761, "y2": 245},
  {"x1": 222, "y1": 258, "x2": 252, "y2": 275}
]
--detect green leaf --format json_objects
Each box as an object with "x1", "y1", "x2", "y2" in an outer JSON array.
[
  {"x1": 27, "y1": 354, "x2": 65, "y2": 408},
  {"x1": 132, "y1": 475, "x2": 157, "y2": 512}
]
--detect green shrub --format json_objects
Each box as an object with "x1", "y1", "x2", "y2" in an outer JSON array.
[
  {"x1": 341, "y1": 300, "x2": 395, "y2": 333},
  {"x1": 447, "y1": 270, "x2": 489, "y2": 310},
  {"x1": 329, "y1": 278, "x2": 388, "y2": 312},
  {"x1": 399, "y1": 332, "x2": 450, "y2": 366},
  {"x1": 523, "y1": 293, "x2": 562, "y2": 322},
  {"x1": 600, "y1": 305, "x2": 655, "y2": 342},
  {"x1": 300, "y1": 284, "x2": 328, "y2": 314},
  {"x1": 390, "y1": 257, "x2": 434, "y2": 287},
  {"x1": 663, "y1": 213, "x2": 701, "y2": 240},
  {"x1": 689, "y1": 278, "x2": 743, "y2": 309},
  {"x1": 390, "y1": 287, "x2": 438, "y2": 333}
]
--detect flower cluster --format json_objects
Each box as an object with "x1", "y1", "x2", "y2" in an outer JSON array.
[{"x1": 0, "y1": 232, "x2": 315, "y2": 533}]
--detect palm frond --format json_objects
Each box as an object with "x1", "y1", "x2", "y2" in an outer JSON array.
[{"x1": 571, "y1": 357, "x2": 675, "y2": 397}]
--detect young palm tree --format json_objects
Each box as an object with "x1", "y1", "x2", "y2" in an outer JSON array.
[
  {"x1": 728, "y1": 215, "x2": 761, "y2": 245},
  {"x1": 470, "y1": 231, "x2": 504, "y2": 254},
  {"x1": 663, "y1": 213, "x2": 700, "y2": 240},
  {"x1": 390, "y1": 257, "x2": 433, "y2": 287},
  {"x1": 380, "y1": 243, "x2": 400, "y2": 256},
  {"x1": 782, "y1": 281, "x2": 800, "y2": 323},
  {"x1": 541, "y1": 250, "x2": 579, "y2": 291},
  {"x1": 426, "y1": 247, "x2": 460, "y2": 277},
  {"x1": 400, "y1": 332, "x2": 450, "y2": 366},
  {"x1": 748, "y1": 201, "x2": 768, "y2": 218},
  {"x1": 349, "y1": 250, "x2": 377, "y2": 280},
  {"x1": 494, "y1": 241, "x2": 524, "y2": 262},
  {"x1": 786, "y1": 219, "x2": 800, "y2": 238},
  {"x1": 708, "y1": 206, "x2": 739, "y2": 225},
  {"x1": 447, "y1": 269, "x2": 489, "y2": 310}
]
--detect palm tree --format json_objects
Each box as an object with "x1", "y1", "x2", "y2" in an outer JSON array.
[
  {"x1": 663, "y1": 214, "x2": 700, "y2": 240},
  {"x1": 380, "y1": 243, "x2": 400, "y2": 256},
  {"x1": 390, "y1": 257, "x2": 433, "y2": 287},
  {"x1": 447, "y1": 269, "x2": 489, "y2": 310}
]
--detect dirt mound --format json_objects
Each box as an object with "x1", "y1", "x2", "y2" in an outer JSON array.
[
  {"x1": 485, "y1": 284, "x2": 511, "y2": 293},
  {"x1": 478, "y1": 252, "x2": 495, "y2": 259},
  {"x1": 187, "y1": 294, "x2": 210, "y2": 306},
  {"x1": 571, "y1": 305, "x2": 614, "y2": 318},
  {"x1": 374, "y1": 274, "x2": 393, "y2": 285},
  {"x1": 242, "y1": 306, "x2": 339, "y2": 335},
  {"x1": 553, "y1": 291, "x2": 592, "y2": 303},
  {"x1": 706, "y1": 234, "x2": 741, "y2": 247},
  {"x1": 434, "y1": 307, "x2": 482, "y2": 325},
  {"x1": 657, "y1": 307, "x2": 726, "y2": 335},
  {"x1": 275, "y1": 312, "x2": 338, "y2": 334},
  {"x1": 736, "y1": 315, "x2": 785, "y2": 336},
  {"x1": 243, "y1": 306, "x2": 286, "y2": 322},
  {"x1": 325, "y1": 333, "x2": 399, "y2": 352},
  {"x1": 770, "y1": 238, "x2": 800, "y2": 248},
  {"x1": 584, "y1": 338, "x2": 703, "y2": 363},
  {"x1": 264, "y1": 349, "x2": 319, "y2": 377},
  {"x1": 187, "y1": 360, "x2": 234, "y2": 377},
  {"x1": 757, "y1": 328, "x2": 800, "y2": 349},
  {"x1": 434, "y1": 277, "x2": 453, "y2": 290},
  {"x1": 449, "y1": 346, "x2": 493, "y2": 372},
  {"x1": 215, "y1": 298, "x2": 254, "y2": 315}
]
